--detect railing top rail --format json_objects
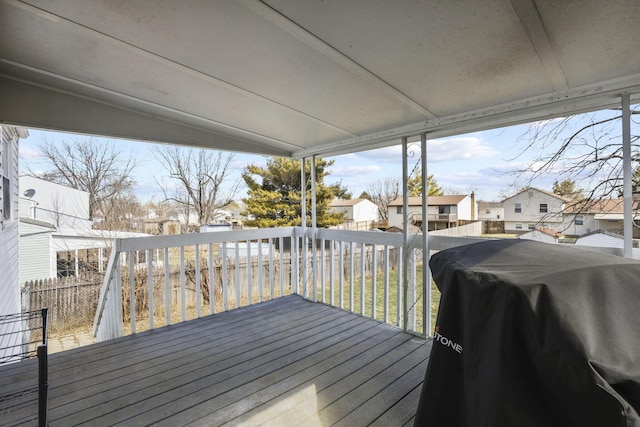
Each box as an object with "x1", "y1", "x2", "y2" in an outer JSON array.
[
  {"x1": 315, "y1": 228, "x2": 404, "y2": 246},
  {"x1": 117, "y1": 227, "x2": 297, "y2": 252}
]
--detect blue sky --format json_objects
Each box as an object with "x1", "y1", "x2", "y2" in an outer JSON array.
[{"x1": 19, "y1": 108, "x2": 638, "y2": 204}]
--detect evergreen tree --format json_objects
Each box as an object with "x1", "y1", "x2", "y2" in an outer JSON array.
[
  {"x1": 242, "y1": 157, "x2": 347, "y2": 228},
  {"x1": 552, "y1": 179, "x2": 583, "y2": 199},
  {"x1": 407, "y1": 174, "x2": 444, "y2": 196}
]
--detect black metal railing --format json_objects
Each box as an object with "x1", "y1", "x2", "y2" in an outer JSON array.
[{"x1": 0, "y1": 308, "x2": 48, "y2": 427}]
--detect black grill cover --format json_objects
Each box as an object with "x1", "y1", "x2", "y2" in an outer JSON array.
[{"x1": 415, "y1": 239, "x2": 640, "y2": 427}]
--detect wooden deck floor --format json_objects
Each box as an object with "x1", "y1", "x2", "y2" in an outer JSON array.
[{"x1": 1, "y1": 295, "x2": 432, "y2": 426}]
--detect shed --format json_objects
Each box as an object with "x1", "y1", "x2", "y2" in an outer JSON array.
[{"x1": 519, "y1": 227, "x2": 564, "y2": 244}]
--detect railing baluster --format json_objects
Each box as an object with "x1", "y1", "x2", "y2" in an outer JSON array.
[
  {"x1": 164, "y1": 247, "x2": 170, "y2": 325},
  {"x1": 247, "y1": 240, "x2": 252, "y2": 305},
  {"x1": 208, "y1": 243, "x2": 214, "y2": 315},
  {"x1": 384, "y1": 245, "x2": 389, "y2": 323},
  {"x1": 278, "y1": 236, "x2": 284, "y2": 297},
  {"x1": 349, "y1": 241, "x2": 355, "y2": 312},
  {"x1": 222, "y1": 242, "x2": 229, "y2": 311},
  {"x1": 292, "y1": 235, "x2": 299, "y2": 295},
  {"x1": 258, "y1": 240, "x2": 263, "y2": 303},
  {"x1": 321, "y1": 239, "x2": 326, "y2": 303},
  {"x1": 235, "y1": 241, "x2": 241, "y2": 308},
  {"x1": 180, "y1": 246, "x2": 186, "y2": 321},
  {"x1": 360, "y1": 242, "x2": 366, "y2": 316},
  {"x1": 128, "y1": 251, "x2": 136, "y2": 334},
  {"x1": 195, "y1": 244, "x2": 201, "y2": 318},
  {"x1": 339, "y1": 241, "x2": 344, "y2": 309},
  {"x1": 329, "y1": 240, "x2": 334, "y2": 306},
  {"x1": 397, "y1": 246, "x2": 402, "y2": 328},
  {"x1": 147, "y1": 249, "x2": 154, "y2": 330},
  {"x1": 372, "y1": 244, "x2": 377, "y2": 320},
  {"x1": 268, "y1": 238, "x2": 274, "y2": 300}
]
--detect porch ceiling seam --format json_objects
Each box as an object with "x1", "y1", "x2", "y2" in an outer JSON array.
[
  {"x1": 509, "y1": 0, "x2": 568, "y2": 91},
  {"x1": 237, "y1": 0, "x2": 437, "y2": 120}
]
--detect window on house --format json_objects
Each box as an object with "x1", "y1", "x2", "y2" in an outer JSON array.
[
  {"x1": 528, "y1": 224, "x2": 535, "y2": 230},
  {"x1": 515, "y1": 223, "x2": 522, "y2": 230},
  {"x1": 515, "y1": 203, "x2": 521, "y2": 213},
  {"x1": 575, "y1": 214, "x2": 584, "y2": 226},
  {"x1": 485, "y1": 209, "x2": 491, "y2": 214},
  {"x1": 397, "y1": 206, "x2": 402, "y2": 214},
  {"x1": 539, "y1": 203, "x2": 548, "y2": 213}
]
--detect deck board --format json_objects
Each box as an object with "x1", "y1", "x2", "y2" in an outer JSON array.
[{"x1": 2, "y1": 295, "x2": 432, "y2": 426}]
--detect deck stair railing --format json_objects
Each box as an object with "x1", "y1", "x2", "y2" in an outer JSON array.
[{"x1": 92, "y1": 227, "x2": 486, "y2": 342}]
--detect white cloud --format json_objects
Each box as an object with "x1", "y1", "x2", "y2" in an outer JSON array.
[
  {"x1": 353, "y1": 136, "x2": 498, "y2": 163},
  {"x1": 428, "y1": 137, "x2": 499, "y2": 162},
  {"x1": 331, "y1": 165, "x2": 382, "y2": 177},
  {"x1": 19, "y1": 145, "x2": 41, "y2": 159}
]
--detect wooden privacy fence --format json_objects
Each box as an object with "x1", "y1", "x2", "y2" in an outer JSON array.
[{"x1": 22, "y1": 274, "x2": 103, "y2": 334}]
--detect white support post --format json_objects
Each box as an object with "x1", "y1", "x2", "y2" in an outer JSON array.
[
  {"x1": 401, "y1": 136, "x2": 409, "y2": 332},
  {"x1": 622, "y1": 94, "x2": 633, "y2": 258},
  {"x1": 301, "y1": 158, "x2": 307, "y2": 297},
  {"x1": 311, "y1": 155, "x2": 318, "y2": 302},
  {"x1": 421, "y1": 132, "x2": 430, "y2": 336}
]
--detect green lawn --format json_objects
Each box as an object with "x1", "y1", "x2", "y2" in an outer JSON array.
[{"x1": 314, "y1": 264, "x2": 440, "y2": 336}]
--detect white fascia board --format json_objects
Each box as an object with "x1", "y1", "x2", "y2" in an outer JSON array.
[{"x1": 293, "y1": 75, "x2": 640, "y2": 158}]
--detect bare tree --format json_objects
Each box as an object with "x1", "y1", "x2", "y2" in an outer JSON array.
[
  {"x1": 509, "y1": 108, "x2": 640, "y2": 227},
  {"x1": 153, "y1": 147, "x2": 241, "y2": 226},
  {"x1": 510, "y1": 109, "x2": 640, "y2": 200},
  {"x1": 32, "y1": 137, "x2": 136, "y2": 221},
  {"x1": 366, "y1": 177, "x2": 401, "y2": 221}
]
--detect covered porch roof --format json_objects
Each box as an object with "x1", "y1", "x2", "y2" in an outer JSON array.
[{"x1": 2, "y1": 0, "x2": 640, "y2": 158}]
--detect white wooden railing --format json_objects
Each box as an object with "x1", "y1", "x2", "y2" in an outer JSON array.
[{"x1": 93, "y1": 226, "x2": 487, "y2": 342}]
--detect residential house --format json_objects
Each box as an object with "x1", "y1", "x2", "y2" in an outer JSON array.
[
  {"x1": 388, "y1": 195, "x2": 477, "y2": 231},
  {"x1": 19, "y1": 176, "x2": 148, "y2": 281},
  {"x1": 561, "y1": 198, "x2": 625, "y2": 237},
  {"x1": 477, "y1": 201, "x2": 504, "y2": 220},
  {"x1": 329, "y1": 198, "x2": 378, "y2": 223},
  {"x1": 502, "y1": 187, "x2": 569, "y2": 234},
  {"x1": 0, "y1": 126, "x2": 25, "y2": 324}
]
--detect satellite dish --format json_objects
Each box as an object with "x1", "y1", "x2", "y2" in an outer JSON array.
[{"x1": 23, "y1": 188, "x2": 36, "y2": 198}]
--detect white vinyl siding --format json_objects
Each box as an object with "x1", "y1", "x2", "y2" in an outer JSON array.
[
  {"x1": 0, "y1": 126, "x2": 22, "y2": 359},
  {"x1": 19, "y1": 222, "x2": 54, "y2": 283}
]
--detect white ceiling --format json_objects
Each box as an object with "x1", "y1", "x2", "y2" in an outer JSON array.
[{"x1": 1, "y1": 0, "x2": 640, "y2": 158}]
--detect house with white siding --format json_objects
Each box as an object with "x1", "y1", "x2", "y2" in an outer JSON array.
[
  {"x1": 329, "y1": 198, "x2": 379, "y2": 223},
  {"x1": 19, "y1": 176, "x2": 148, "y2": 282},
  {"x1": 0, "y1": 126, "x2": 27, "y2": 358},
  {"x1": 502, "y1": 188, "x2": 569, "y2": 234},
  {"x1": 477, "y1": 201, "x2": 504, "y2": 220},
  {"x1": 388, "y1": 194, "x2": 477, "y2": 231},
  {"x1": 560, "y1": 198, "x2": 625, "y2": 236}
]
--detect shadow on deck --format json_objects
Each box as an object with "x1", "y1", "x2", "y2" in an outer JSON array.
[{"x1": 1, "y1": 295, "x2": 432, "y2": 426}]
